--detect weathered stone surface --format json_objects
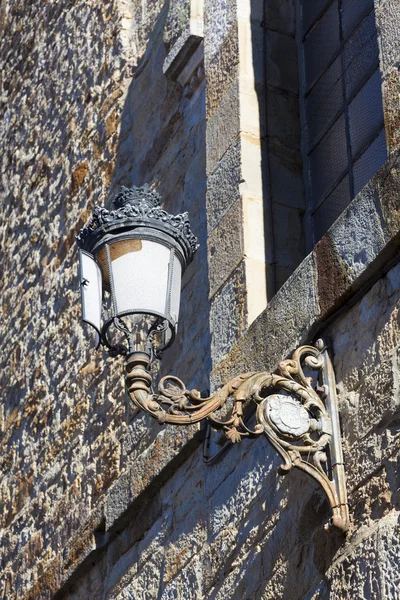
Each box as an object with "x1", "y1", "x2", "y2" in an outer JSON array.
[
  {"x1": 207, "y1": 198, "x2": 244, "y2": 298},
  {"x1": 0, "y1": 1, "x2": 209, "y2": 597},
  {"x1": 205, "y1": 23, "x2": 239, "y2": 119},
  {"x1": 376, "y1": 0, "x2": 400, "y2": 75},
  {"x1": 209, "y1": 261, "x2": 247, "y2": 365},
  {"x1": 206, "y1": 79, "x2": 240, "y2": 176},
  {"x1": 1, "y1": 1, "x2": 400, "y2": 599},
  {"x1": 206, "y1": 139, "x2": 241, "y2": 232},
  {"x1": 211, "y1": 251, "x2": 320, "y2": 387},
  {"x1": 266, "y1": 30, "x2": 299, "y2": 94},
  {"x1": 203, "y1": 0, "x2": 237, "y2": 62},
  {"x1": 383, "y1": 67, "x2": 400, "y2": 152}
]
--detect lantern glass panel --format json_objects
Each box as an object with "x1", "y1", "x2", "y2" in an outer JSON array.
[
  {"x1": 105, "y1": 238, "x2": 174, "y2": 319},
  {"x1": 168, "y1": 252, "x2": 183, "y2": 325},
  {"x1": 79, "y1": 249, "x2": 102, "y2": 335}
]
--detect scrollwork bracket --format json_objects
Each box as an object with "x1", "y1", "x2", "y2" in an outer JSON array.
[{"x1": 125, "y1": 339, "x2": 349, "y2": 532}]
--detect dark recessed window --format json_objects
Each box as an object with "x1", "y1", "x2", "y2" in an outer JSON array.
[{"x1": 298, "y1": 0, "x2": 387, "y2": 244}]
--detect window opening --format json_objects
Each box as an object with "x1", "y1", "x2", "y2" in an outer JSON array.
[{"x1": 298, "y1": 0, "x2": 387, "y2": 247}]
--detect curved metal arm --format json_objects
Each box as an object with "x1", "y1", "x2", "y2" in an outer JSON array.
[{"x1": 125, "y1": 341, "x2": 349, "y2": 532}]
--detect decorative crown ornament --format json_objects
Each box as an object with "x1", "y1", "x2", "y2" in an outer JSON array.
[
  {"x1": 76, "y1": 185, "x2": 199, "y2": 263},
  {"x1": 112, "y1": 184, "x2": 161, "y2": 209}
]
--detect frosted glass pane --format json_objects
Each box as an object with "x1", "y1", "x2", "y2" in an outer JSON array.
[
  {"x1": 303, "y1": 1, "x2": 340, "y2": 91},
  {"x1": 344, "y1": 12, "x2": 379, "y2": 100},
  {"x1": 110, "y1": 239, "x2": 171, "y2": 317},
  {"x1": 166, "y1": 252, "x2": 182, "y2": 324},
  {"x1": 309, "y1": 115, "x2": 348, "y2": 206},
  {"x1": 349, "y1": 69, "x2": 385, "y2": 158},
  {"x1": 306, "y1": 56, "x2": 343, "y2": 149},
  {"x1": 79, "y1": 249, "x2": 102, "y2": 334},
  {"x1": 353, "y1": 129, "x2": 387, "y2": 196},
  {"x1": 301, "y1": 0, "x2": 333, "y2": 35}
]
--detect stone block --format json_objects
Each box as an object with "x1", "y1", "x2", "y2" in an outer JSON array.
[
  {"x1": 163, "y1": 0, "x2": 192, "y2": 49},
  {"x1": 104, "y1": 424, "x2": 201, "y2": 532},
  {"x1": 206, "y1": 79, "x2": 241, "y2": 175},
  {"x1": 374, "y1": 154, "x2": 400, "y2": 241},
  {"x1": 326, "y1": 513, "x2": 400, "y2": 599},
  {"x1": 161, "y1": 555, "x2": 204, "y2": 599},
  {"x1": 263, "y1": 0, "x2": 296, "y2": 35},
  {"x1": 376, "y1": 0, "x2": 400, "y2": 75},
  {"x1": 209, "y1": 262, "x2": 247, "y2": 366},
  {"x1": 208, "y1": 437, "x2": 277, "y2": 535},
  {"x1": 386, "y1": 260, "x2": 400, "y2": 296},
  {"x1": 272, "y1": 202, "x2": 304, "y2": 269},
  {"x1": 314, "y1": 184, "x2": 387, "y2": 318},
  {"x1": 331, "y1": 270, "x2": 399, "y2": 393},
  {"x1": 240, "y1": 134, "x2": 263, "y2": 195},
  {"x1": 210, "y1": 252, "x2": 319, "y2": 387},
  {"x1": 207, "y1": 198, "x2": 244, "y2": 298},
  {"x1": 204, "y1": 0, "x2": 237, "y2": 61},
  {"x1": 206, "y1": 22, "x2": 239, "y2": 118},
  {"x1": 206, "y1": 139, "x2": 241, "y2": 232},
  {"x1": 328, "y1": 186, "x2": 386, "y2": 281},
  {"x1": 266, "y1": 30, "x2": 299, "y2": 94},
  {"x1": 163, "y1": 517, "x2": 207, "y2": 584},
  {"x1": 268, "y1": 152, "x2": 305, "y2": 210},
  {"x1": 266, "y1": 86, "x2": 301, "y2": 151},
  {"x1": 382, "y1": 68, "x2": 400, "y2": 152}
]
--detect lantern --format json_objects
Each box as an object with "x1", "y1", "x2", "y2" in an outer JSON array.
[{"x1": 76, "y1": 185, "x2": 198, "y2": 358}]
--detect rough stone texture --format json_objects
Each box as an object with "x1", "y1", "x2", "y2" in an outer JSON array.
[
  {"x1": 55, "y1": 256, "x2": 400, "y2": 600},
  {"x1": 1, "y1": 0, "x2": 400, "y2": 599},
  {"x1": 0, "y1": 1, "x2": 209, "y2": 597},
  {"x1": 376, "y1": 0, "x2": 400, "y2": 76},
  {"x1": 209, "y1": 262, "x2": 248, "y2": 366},
  {"x1": 382, "y1": 67, "x2": 400, "y2": 153},
  {"x1": 163, "y1": 0, "x2": 191, "y2": 49},
  {"x1": 206, "y1": 140, "x2": 241, "y2": 232},
  {"x1": 207, "y1": 198, "x2": 244, "y2": 297}
]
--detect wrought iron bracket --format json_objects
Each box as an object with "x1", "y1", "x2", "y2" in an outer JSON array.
[{"x1": 125, "y1": 340, "x2": 349, "y2": 532}]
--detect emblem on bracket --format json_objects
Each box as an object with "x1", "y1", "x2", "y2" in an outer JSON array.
[{"x1": 266, "y1": 394, "x2": 312, "y2": 438}]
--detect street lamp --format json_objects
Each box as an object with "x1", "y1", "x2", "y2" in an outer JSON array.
[
  {"x1": 76, "y1": 185, "x2": 349, "y2": 533},
  {"x1": 77, "y1": 185, "x2": 198, "y2": 358}
]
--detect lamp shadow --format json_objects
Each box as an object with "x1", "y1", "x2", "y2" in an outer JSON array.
[{"x1": 107, "y1": 4, "x2": 212, "y2": 396}]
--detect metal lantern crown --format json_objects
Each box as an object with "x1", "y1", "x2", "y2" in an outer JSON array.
[{"x1": 76, "y1": 185, "x2": 199, "y2": 358}]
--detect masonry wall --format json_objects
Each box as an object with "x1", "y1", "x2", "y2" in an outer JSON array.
[
  {"x1": 0, "y1": 0, "x2": 399, "y2": 599},
  {"x1": 47, "y1": 259, "x2": 400, "y2": 600},
  {"x1": 0, "y1": 1, "x2": 209, "y2": 596}
]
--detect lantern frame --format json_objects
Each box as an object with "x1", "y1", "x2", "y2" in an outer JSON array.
[{"x1": 76, "y1": 185, "x2": 199, "y2": 357}]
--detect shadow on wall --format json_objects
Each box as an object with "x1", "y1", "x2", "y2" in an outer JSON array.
[
  {"x1": 107, "y1": 4, "x2": 212, "y2": 393},
  {"x1": 251, "y1": 0, "x2": 306, "y2": 296}
]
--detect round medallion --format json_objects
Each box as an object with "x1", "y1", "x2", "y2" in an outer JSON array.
[{"x1": 265, "y1": 393, "x2": 310, "y2": 437}]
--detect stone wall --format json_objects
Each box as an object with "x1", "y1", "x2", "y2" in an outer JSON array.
[
  {"x1": 45, "y1": 259, "x2": 400, "y2": 600},
  {"x1": 0, "y1": 0, "x2": 209, "y2": 597},
  {"x1": 0, "y1": 0, "x2": 399, "y2": 599}
]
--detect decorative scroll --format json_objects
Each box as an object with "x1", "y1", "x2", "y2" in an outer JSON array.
[{"x1": 125, "y1": 340, "x2": 349, "y2": 532}]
